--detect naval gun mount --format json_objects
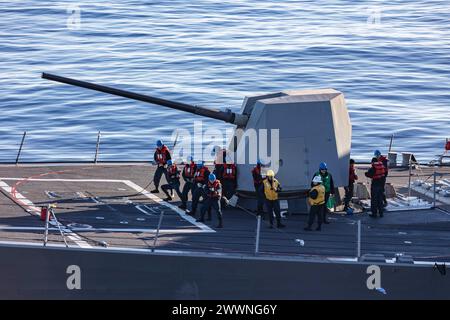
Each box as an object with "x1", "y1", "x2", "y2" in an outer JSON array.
[{"x1": 42, "y1": 73, "x2": 351, "y2": 201}]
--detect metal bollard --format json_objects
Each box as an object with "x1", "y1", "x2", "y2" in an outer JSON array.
[
  {"x1": 152, "y1": 210, "x2": 165, "y2": 252},
  {"x1": 357, "y1": 220, "x2": 361, "y2": 259},
  {"x1": 255, "y1": 215, "x2": 261, "y2": 255}
]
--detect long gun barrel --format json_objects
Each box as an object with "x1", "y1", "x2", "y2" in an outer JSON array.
[{"x1": 42, "y1": 73, "x2": 248, "y2": 126}]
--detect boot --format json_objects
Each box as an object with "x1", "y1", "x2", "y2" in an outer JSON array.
[
  {"x1": 216, "y1": 219, "x2": 223, "y2": 228},
  {"x1": 315, "y1": 225, "x2": 321, "y2": 231},
  {"x1": 164, "y1": 195, "x2": 172, "y2": 201},
  {"x1": 369, "y1": 213, "x2": 377, "y2": 218},
  {"x1": 150, "y1": 189, "x2": 159, "y2": 193},
  {"x1": 304, "y1": 226, "x2": 312, "y2": 231},
  {"x1": 178, "y1": 203, "x2": 187, "y2": 210},
  {"x1": 277, "y1": 221, "x2": 286, "y2": 229},
  {"x1": 196, "y1": 217, "x2": 205, "y2": 223}
]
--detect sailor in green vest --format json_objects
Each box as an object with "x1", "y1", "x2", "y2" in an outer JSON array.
[
  {"x1": 304, "y1": 175, "x2": 326, "y2": 231},
  {"x1": 311, "y1": 162, "x2": 334, "y2": 224}
]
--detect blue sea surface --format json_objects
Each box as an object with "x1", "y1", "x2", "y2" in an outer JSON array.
[{"x1": 0, "y1": 0, "x2": 449, "y2": 162}]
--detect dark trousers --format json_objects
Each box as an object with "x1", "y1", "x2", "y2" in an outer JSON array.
[
  {"x1": 200, "y1": 197, "x2": 222, "y2": 221},
  {"x1": 265, "y1": 199, "x2": 281, "y2": 226},
  {"x1": 181, "y1": 181, "x2": 194, "y2": 206},
  {"x1": 371, "y1": 184, "x2": 384, "y2": 216},
  {"x1": 307, "y1": 204, "x2": 324, "y2": 227},
  {"x1": 153, "y1": 166, "x2": 167, "y2": 189},
  {"x1": 254, "y1": 184, "x2": 265, "y2": 215},
  {"x1": 344, "y1": 183, "x2": 354, "y2": 208},
  {"x1": 190, "y1": 184, "x2": 206, "y2": 216},
  {"x1": 222, "y1": 179, "x2": 236, "y2": 200},
  {"x1": 161, "y1": 180, "x2": 182, "y2": 199},
  {"x1": 382, "y1": 177, "x2": 387, "y2": 206}
]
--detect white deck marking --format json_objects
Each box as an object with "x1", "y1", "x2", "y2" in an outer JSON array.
[
  {"x1": 123, "y1": 180, "x2": 215, "y2": 233},
  {"x1": 0, "y1": 177, "x2": 215, "y2": 234},
  {"x1": 135, "y1": 205, "x2": 153, "y2": 215},
  {"x1": 0, "y1": 226, "x2": 212, "y2": 233},
  {"x1": 0, "y1": 180, "x2": 92, "y2": 249}
]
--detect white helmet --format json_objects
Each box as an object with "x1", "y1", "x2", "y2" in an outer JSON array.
[{"x1": 312, "y1": 175, "x2": 322, "y2": 184}]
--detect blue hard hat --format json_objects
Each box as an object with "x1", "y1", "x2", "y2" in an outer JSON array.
[
  {"x1": 187, "y1": 155, "x2": 193, "y2": 162},
  {"x1": 196, "y1": 160, "x2": 204, "y2": 167},
  {"x1": 167, "y1": 160, "x2": 172, "y2": 166},
  {"x1": 156, "y1": 140, "x2": 163, "y2": 147},
  {"x1": 256, "y1": 159, "x2": 262, "y2": 165},
  {"x1": 209, "y1": 173, "x2": 216, "y2": 182},
  {"x1": 346, "y1": 207, "x2": 354, "y2": 215},
  {"x1": 319, "y1": 162, "x2": 327, "y2": 170},
  {"x1": 374, "y1": 150, "x2": 381, "y2": 157}
]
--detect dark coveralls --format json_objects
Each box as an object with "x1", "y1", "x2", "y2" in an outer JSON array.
[
  {"x1": 189, "y1": 167, "x2": 210, "y2": 217},
  {"x1": 180, "y1": 162, "x2": 197, "y2": 209},
  {"x1": 311, "y1": 171, "x2": 334, "y2": 223},
  {"x1": 153, "y1": 146, "x2": 171, "y2": 190},
  {"x1": 344, "y1": 166, "x2": 358, "y2": 210},
  {"x1": 365, "y1": 162, "x2": 386, "y2": 217},
  {"x1": 161, "y1": 165, "x2": 183, "y2": 200},
  {"x1": 252, "y1": 165, "x2": 265, "y2": 216},
  {"x1": 199, "y1": 180, "x2": 223, "y2": 228}
]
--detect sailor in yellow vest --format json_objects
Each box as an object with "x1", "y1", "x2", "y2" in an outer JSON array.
[
  {"x1": 263, "y1": 170, "x2": 286, "y2": 229},
  {"x1": 304, "y1": 175, "x2": 326, "y2": 231}
]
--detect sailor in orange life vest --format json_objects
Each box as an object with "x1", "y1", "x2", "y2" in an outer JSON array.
[
  {"x1": 344, "y1": 159, "x2": 358, "y2": 212},
  {"x1": 221, "y1": 158, "x2": 237, "y2": 203},
  {"x1": 196, "y1": 174, "x2": 223, "y2": 228},
  {"x1": 151, "y1": 140, "x2": 171, "y2": 193},
  {"x1": 178, "y1": 156, "x2": 197, "y2": 210},
  {"x1": 263, "y1": 170, "x2": 286, "y2": 229},
  {"x1": 365, "y1": 157, "x2": 387, "y2": 218},
  {"x1": 304, "y1": 175, "x2": 325, "y2": 231},
  {"x1": 186, "y1": 160, "x2": 211, "y2": 218},
  {"x1": 374, "y1": 150, "x2": 389, "y2": 207},
  {"x1": 252, "y1": 160, "x2": 265, "y2": 217},
  {"x1": 161, "y1": 160, "x2": 183, "y2": 201}
]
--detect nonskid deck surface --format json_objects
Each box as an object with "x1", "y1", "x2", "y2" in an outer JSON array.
[{"x1": 0, "y1": 163, "x2": 450, "y2": 261}]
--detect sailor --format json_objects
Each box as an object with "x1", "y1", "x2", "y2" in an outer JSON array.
[
  {"x1": 304, "y1": 175, "x2": 325, "y2": 231},
  {"x1": 151, "y1": 140, "x2": 171, "y2": 193},
  {"x1": 365, "y1": 157, "x2": 386, "y2": 218},
  {"x1": 252, "y1": 160, "x2": 265, "y2": 217},
  {"x1": 161, "y1": 160, "x2": 183, "y2": 201},
  {"x1": 312, "y1": 162, "x2": 334, "y2": 224},
  {"x1": 344, "y1": 159, "x2": 358, "y2": 212},
  {"x1": 374, "y1": 150, "x2": 389, "y2": 207},
  {"x1": 221, "y1": 157, "x2": 237, "y2": 202},
  {"x1": 186, "y1": 160, "x2": 210, "y2": 218},
  {"x1": 197, "y1": 174, "x2": 223, "y2": 228},
  {"x1": 178, "y1": 156, "x2": 197, "y2": 210},
  {"x1": 263, "y1": 170, "x2": 286, "y2": 229}
]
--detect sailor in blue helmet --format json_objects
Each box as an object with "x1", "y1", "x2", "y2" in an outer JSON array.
[
  {"x1": 311, "y1": 162, "x2": 334, "y2": 224},
  {"x1": 178, "y1": 155, "x2": 197, "y2": 210},
  {"x1": 161, "y1": 160, "x2": 183, "y2": 201},
  {"x1": 151, "y1": 139, "x2": 171, "y2": 193},
  {"x1": 186, "y1": 160, "x2": 211, "y2": 218},
  {"x1": 197, "y1": 173, "x2": 223, "y2": 228}
]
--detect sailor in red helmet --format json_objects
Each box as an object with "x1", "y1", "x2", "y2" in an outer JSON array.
[
  {"x1": 178, "y1": 155, "x2": 197, "y2": 210},
  {"x1": 151, "y1": 139, "x2": 171, "y2": 194},
  {"x1": 374, "y1": 150, "x2": 389, "y2": 207},
  {"x1": 197, "y1": 173, "x2": 223, "y2": 228},
  {"x1": 251, "y1": 159, "x2": 265, "y2": 217},
  {"x1": 365, "y1": 157, "x2": 386, "y2": 218},
  {"x1": 221, "y1": 154, "x2": 237, "y2": 203},
  {"x1": 161, "y1": 160, "x2": 182, "y2": 201}
]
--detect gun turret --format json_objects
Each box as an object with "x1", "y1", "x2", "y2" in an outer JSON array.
[{"x1": 42, "y1": 73, "x2": 248, "y2": 126}]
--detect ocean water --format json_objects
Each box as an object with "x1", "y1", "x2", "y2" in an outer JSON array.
[{"x1": 0, "y1": 0, "x2": 449, "y2": 163}]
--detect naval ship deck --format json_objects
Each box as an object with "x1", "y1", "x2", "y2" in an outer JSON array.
[{"x1": 1, "y1": 163, "x2": 450, "y2": 263}]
